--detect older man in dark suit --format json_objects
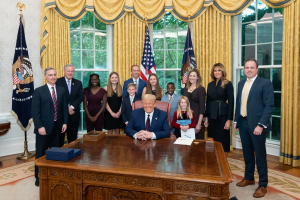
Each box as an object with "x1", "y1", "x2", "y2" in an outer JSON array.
[
  {"x1": 126, "y1": 94, "x2": 170, "y2": 140},
  {"x1": 234, "y1": 58, "x2": 274, "y2": 198},
  {"x1": 32, "y1": 67, "x2": 68, "y2": 186},
  {"x1": 56, "y1": 64, "x2": 83, "y2": 146}
]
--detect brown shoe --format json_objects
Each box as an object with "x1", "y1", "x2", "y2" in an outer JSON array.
[
  {"x1": 253, "y1": 187, "x2": 267, "y2": 198},
  {"x1": 236, "y1": 179, "x2": 255, "y2": 187}
]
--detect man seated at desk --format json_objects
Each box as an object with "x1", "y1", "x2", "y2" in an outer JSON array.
[{"x1": 126, "y1": 94, "x2": 170, "y2": 140}]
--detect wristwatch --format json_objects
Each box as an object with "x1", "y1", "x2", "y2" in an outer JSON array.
[{"x1": 258, "y1": 124, "x2": 264, "y2": 128}]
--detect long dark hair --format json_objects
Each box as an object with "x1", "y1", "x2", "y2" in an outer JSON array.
[
  {"x1": 84, "y1": 73, "x2": 100, "y2": 94},
  {"x1": 146, "y1": 73, "x2": 162, "y2": 100}
]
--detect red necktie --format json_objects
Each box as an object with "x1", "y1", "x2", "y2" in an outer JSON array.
[
  {"x1": 51, "y1": 87, "x2": 58, "y2": 121},
  {"x1": 146, "y1": 114, "x2": 151, "y2": 131}
]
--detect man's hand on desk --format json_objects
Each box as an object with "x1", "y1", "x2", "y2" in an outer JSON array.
[{"x1": 136, "y1": 130, "x2": 153, "y2": 140}]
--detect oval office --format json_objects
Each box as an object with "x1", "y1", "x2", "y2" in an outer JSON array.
[{"x1": 1, "y1": 1, "x2": 299, "y2": 200}]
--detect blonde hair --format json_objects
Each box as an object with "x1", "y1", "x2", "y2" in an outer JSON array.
[
  {"x1": 176, "y1": 96, "x2": 193, "y2": 119},
  {"x1": 142, "y1": 94, "x2": 156, "y2": 103},
  {"x1": 107, "y1": 72, "x2": 122, "y2": 97},
  {"x1": 210, "y1": 63, "x2": 229, "y2": 88},
  {"x1": 145, "y1": 73, "x2": 163, "y2": 100},
  {"x1": 186, "y1": 68, "x2": 202, "y2": 89},
  {"x1": 127, "y1": 83, "x2": 136, "y2": 89}
]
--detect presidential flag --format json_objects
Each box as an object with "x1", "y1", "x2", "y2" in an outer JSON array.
[
  {"x1": 11, "y1": 15, "x2": 34, "y2": 131},
  {"x1": 181, "y1": 26, "x2": 197, "y2": 94},
  {"x1": 140, "y1": 25, "x2": 156, "y2": 81}
]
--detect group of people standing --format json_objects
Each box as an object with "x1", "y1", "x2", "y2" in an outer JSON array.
[{"x1": 32, "y1": 58, "x2": 274, "y2": 198}]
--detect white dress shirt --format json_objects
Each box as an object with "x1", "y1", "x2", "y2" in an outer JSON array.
[
  {"x1": 133, "y1": 110, "x2": 156, "y2": 140},
  {"x1": 168, "y1": 94, "x2": 173, "y2": 101},
  {"x1": 235, "y1": 75, "x2": 266, "y2": 128}
]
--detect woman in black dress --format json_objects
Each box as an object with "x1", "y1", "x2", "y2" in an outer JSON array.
[
  {"x1": 104, "y1": 72, "x2": 124, "y2": 134},
  {"x1": 141, "y1": 73, "x2": 164, "y2": 100},
  {"x1": 204, "y1": 63, "x2": 234, "y2": 156},
  {"x1": 183, "y1": 68, "x2": 206, "y2": 139}
]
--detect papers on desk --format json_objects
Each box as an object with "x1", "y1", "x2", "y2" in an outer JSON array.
[
  {"x1": 174, "y1": 137, "x2": 194, "y2": 145},
  {"x1": 181, "y1": 128, "x2": 195, "y2": 139}
]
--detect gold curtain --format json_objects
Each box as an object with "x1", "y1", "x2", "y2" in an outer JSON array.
[
  {"x1": 113, "y1": 12, "x2": 146, "y2": 84},
  {"x1": 192, "y1": 6, "x2": 232, "y2": 89},
  {"x1": 40, "y1": 8, "x2": 71, "y2": 82},
  {"x1": 280, "y1": 0, "x2": 300, "y2": 167},
  {"x1": 261, "y1": 0, "x2": 295, "y2": 8},
  {"x1": 205, "y1": 0, "x2": 254, "y2": 15}
]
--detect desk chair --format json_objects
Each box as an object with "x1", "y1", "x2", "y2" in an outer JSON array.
[{"x1": 132, "y1": 100, "x2": 176, "y2": 138}]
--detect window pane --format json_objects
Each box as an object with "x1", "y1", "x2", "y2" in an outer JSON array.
[
  {"x1": 178, "y1": 50, "x2": 184, "y2": 68},
  {"x1": 82, "y1": 32, "x2": 94, "y2": 49},
  {"x1": 177, "y1": 71, "x2": 181, "y2": 90},
  {"x1": 70, "y1": 31, "x2": 80, "y2": 49},
  {"x1": 74, "y1": 71, "x2": 81, "y2": 81},
  {"x1": 96, "y1": 71, "x2": 108, "y2": 88},
  {"x1": 82, "y1": 51, "x2": 94, "y2": 69},
  {"x1": 257, "y1": 21, "x2": 272, "y2": 44},
  {"x1": 82, "y1": 12, "x2": 94, "y2": 29},
  {"x1": 258, "y1": 68, "x2": 270, "y2": 80},
  {"x1": 257, "y1": 0, "x2": 272, "y2": 21},
  {"x1": 153, "y1": 51, "x2": 164, "y2": 69},
  {"x1": 257, "y1": 44, "x2": 271, "y2": 65},
  {"x1": 165, "y1": 71, "x2": 177, "y2": 90},
  {"x1": 79, "y1": 111, "x2": 83, "y2": 131},
  {"x1": 242, "y1": 23, "x2": 256, "y2": 45},
  {"x1": 70, "y1": 20, "x2": 80, "y2": 29},
  {"x1": 272, "y1": 68, "x2": 282, "y2": 91},
  {"x1": 242, "y1": 0, "x2": 256, "y2": 23},
  {"x1": 71, "y1": 50, "x2": 81, "y2": 69},
  {"x1": 178, "y1": 30, "x2": 187, "y2": 49},
  {"x1": 178, "y1": 20, "x2": 188, "y2": 29},
  {"x1": 153, "y1": 18, "x2": 164, "y2": 30},
  {"x1": 95, "y1": 32, "x2": 107, "y2": 50},
  {"x1": 241, "y1": 46, "x2": 255, "y2": 65},
  {"x1": 274, "y1": 8, "x2": 283, "y2": 18},
  {"x1": 83, "y1": 71, "x2": 94, "y2": 89},
  {"x1": 165, "y1": 50, "x2": 177, "y2": 68},
  {"x1": 156, "y1": 71, "x2": 164, "y2": 88},
  {"x1": 273, "y1": 43, "x2": 282, "y2": 65},
  {"x1": 274, "y1": 19, "x2": 283, "y2": 42},
  {"x1": 239, "y1": 69, "x2": 247, "y2": 81},
  {"x1": 165, "y1": 13, "x2": 177, "y2": 29},
  {"x1": 271, "y1": 117, "x2": 281, "y2": 140},
  {"x1": 273, "y1": 93, "x2": 281, "y2": 116},
  {"x1": 83, "y1": 111, "x2": 87, "y2": 131},
  {"x1": 165, "y1": 31, "x2": 177, "y2": 49},
  {"x1": 95, "y1": 19, "x2": 106, "y2": 31},
  {"x1": 95, "y1": 51, "x2": 107, "y2": 69},
  {"x1": 153, "y1": 31, "x2": 164, "y2": 50}
]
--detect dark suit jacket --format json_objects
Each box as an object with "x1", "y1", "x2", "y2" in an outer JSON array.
[
  {"x1": 234, "y1": 76, "x2": 274, "y2": 132},
  {"x1": 123, "y1": 78, "x2": 147, "y2": 98},
  {"x1": 32, "y1": 84, "x2": 68, "y2": 135},
  {"x1": 125, "y1": 108, "x2": 170, "y2": 139},
  {"x1": 56, "y1": 77, "x2": 83, "y2": 122},
  {"x1": 121, "y1": 95, "x2": 141, "y2": 124}
]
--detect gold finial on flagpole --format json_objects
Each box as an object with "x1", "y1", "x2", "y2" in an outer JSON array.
[{"x1": 16, "y1": 2, "x2": 25, "y2": 14}]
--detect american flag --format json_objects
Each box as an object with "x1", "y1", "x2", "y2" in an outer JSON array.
[
  {"x1": 181, "y1": 26, "x2": 197, "y2": 94},
  {"x1": 140, "y1": 25, "x2": 156, "y2": 81}
]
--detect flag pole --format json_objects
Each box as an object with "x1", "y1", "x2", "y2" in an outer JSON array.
[{"x1": 15, "y1": 2, "x2": 35, "y2": 160}]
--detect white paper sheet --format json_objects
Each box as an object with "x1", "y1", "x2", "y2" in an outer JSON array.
[
  {"x1": 173, "y1": 137, "x2": 194, "y2": 145},
  {"x1": 181, "y1": 128, "x2": 195, "y2": 139}
]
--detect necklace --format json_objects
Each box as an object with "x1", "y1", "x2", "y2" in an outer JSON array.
[{"x1": 188, "y1": 86, "x2": 196, "y2": 92}]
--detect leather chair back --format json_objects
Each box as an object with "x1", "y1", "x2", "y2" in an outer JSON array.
[{"x1": 132, "y1": 100, "x2": 172, "y2": 129}]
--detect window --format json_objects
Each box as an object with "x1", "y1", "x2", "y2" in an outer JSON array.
[
  {"x1": 152, "y1": 12, "x2": 189, "y2": 95},
  {"x1": 70, "y1": 11, "x2": 112, "y2": 132},
  {"x1": 235, "y1": 0, "x2": 283, "y2": 141}
]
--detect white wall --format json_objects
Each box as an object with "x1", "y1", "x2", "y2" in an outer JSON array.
[{"x1": 0, "y1": 0, "x2": 42, "y2": 157}]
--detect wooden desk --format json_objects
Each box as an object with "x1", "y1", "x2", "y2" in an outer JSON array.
[{"x1": 36, "y1": 134, "x2": 233, "y2": 200}]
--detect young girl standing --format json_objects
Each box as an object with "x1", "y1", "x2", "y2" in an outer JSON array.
[{"x1": 171, "y1": 96, "x2": 196, "y2": 138}]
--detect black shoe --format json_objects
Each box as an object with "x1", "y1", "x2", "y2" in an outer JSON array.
[
  {"x1": 230, "y1": 197, "x2": 238, "y2": 200},
  {"x1": 35, "y1": 179, "x2": 39, "y2": 187}
]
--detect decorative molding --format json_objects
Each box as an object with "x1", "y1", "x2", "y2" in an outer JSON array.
[
  {"x1": 49, "y1": 169, "x2": 74, "y2": 179},
  {"x1": 174, "y1": 181, "x2": 209, "y2": 194}
]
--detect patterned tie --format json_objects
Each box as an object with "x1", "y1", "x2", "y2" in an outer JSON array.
[
  {"x1": 51, "y1": 87, "x2": 58, "y2": 121},
  {"x1": 169, "y1": 95, "x2": 172, "y2": 104},
  {"x1": 67, "y1": 80, "x2": 71, "y2": 94},
  {"x1": 146, "y1": 114, "x2": 151, "y2": 131},
  {"x1": 241, "y1": 79, "x2": 251, "y2": 117},
  {"x1": 134, "y1": 80, "x2": 138, "y2": 93}
]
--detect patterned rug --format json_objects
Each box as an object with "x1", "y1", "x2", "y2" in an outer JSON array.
[{"x1": 0, "y1": 159, "x2": 299, "y2": 200}]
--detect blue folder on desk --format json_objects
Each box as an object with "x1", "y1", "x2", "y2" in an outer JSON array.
[{"x1": 45, "y1": 147, "x2": 81, "y2": 161}]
